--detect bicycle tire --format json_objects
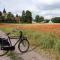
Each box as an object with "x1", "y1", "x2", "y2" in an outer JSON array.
[
  {"x1": 0, "y1": 46, "x2": 8, "y2": 56},
  {"x1": 18, "y1": 39, "x2": 29, "y2": 53}
]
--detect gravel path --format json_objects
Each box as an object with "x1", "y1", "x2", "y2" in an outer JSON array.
[
  {"x1": 18, "y1": 51, "x2": 50, "y2": 60},
  {"x1": 0, "y1": 31, "x2": 11, "y2": 60},
  {"x1": 12, "y1": 39, "x2": 51, "y2": 60},
  {"x1": 0, "y1": 56, "x2": 10, "y2": 60}
]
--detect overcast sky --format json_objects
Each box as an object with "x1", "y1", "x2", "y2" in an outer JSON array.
[{"x1": 0, "y1": 0, "x2": 60, "y2": 19}]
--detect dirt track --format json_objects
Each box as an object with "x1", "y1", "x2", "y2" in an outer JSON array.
[
  {"x1": 12, "y1": 39, "x2": 52, "y2": 60},
  {"x1": 0, "y1": 30, "x2": 11, "y2": 60},
  {"x1": 0, "y1": 56, "x2": 10, "y2": 60}
]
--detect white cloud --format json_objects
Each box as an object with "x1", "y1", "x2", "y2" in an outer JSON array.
[
  {"x1": 32, "y1": 0, "x2": 60, "y2": 5},
  {"x1": 0, "y1": 0, "x2": 60, "y2": 19}
]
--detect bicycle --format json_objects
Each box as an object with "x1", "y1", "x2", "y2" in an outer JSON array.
[{"x1": 0, "y1": 30, "x2": 29, "y2": 56}]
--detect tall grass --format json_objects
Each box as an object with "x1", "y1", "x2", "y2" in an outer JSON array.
[
  {"x1": 23, "y1": 30, "x2": 60, "y2": 60},
  {"x1": 24, "y1": 30, "x2": 60, "y2": 52}
]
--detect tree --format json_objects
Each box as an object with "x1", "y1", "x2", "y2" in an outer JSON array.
[
  {"x1": 7, "y1": 12, "x2": 14, "y2": 23},
  {"x1": 35, "y1": 15, "x2": 40, "y2": 22},
  {"x1": 3, "y1": 8, "x2": 6, "y2": 13},
  {"x1": 16, "y1": 14, "x2": 18, "y2": 17},
  {"x1": 0, "y1": 11, "x2": 2, "y2": 16},
  {"x1": 39, "y1": 16, "x2": 44, "y2": 22},
  {"x1": 22, "y1": 10, "x2": 26, "y2": 23},
  {"x1": 51, "y1": 17, "x2": 60, "y2": 23},
  {"x1": 2, "y1": 8, "x2": 7, "y2": 21},
  {"x1": 35, "y1": 15, "x2": 44, "y2": 23},
  {"x1": 25, "y1": 10, "x2": 32, "y2": 23},
  {"x1": 0, "y1": 11, "x2": 2, "y2": 22},
  {"x1": 44, "y1": 19, "x2": 50, "y2": 23}
]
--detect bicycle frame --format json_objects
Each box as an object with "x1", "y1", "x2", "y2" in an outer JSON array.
[
  {"x1": 13, "y1": 38, "x2": 21, "y2": 46},
  {"x1": 8, "y1": 31, "x2": 23, "y2": 47}
]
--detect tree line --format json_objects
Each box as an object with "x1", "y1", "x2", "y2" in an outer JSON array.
[
  {"x1": 0, "y1": 9, "x2": 32, "y2": 23},
  {"x1": 0, "y1": 8, "x2": 60, "y2": 23}
]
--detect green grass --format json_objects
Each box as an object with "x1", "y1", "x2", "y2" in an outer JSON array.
[
  {"x1": 7, "y1": 51, "x2": 22, "y2": 60},
  {"x1": 8, "y1": 51, "x2": 17, "y2": 60},
  {"x1": 0, "y1": 27, "x2": 60, "y2": 60}
]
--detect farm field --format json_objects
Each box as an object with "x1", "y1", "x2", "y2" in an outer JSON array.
[
  {"x1": 0, "y1": 23, "x2": 60, "y2": 31},
  {"x1": 0, "y1": 23, "x2": 60, "y2": 36}
]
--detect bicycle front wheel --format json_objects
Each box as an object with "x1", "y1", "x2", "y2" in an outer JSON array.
[
  {"x1": 18, "y1": 39, "x2": 29, "y2": 53},
  {"x1": 0, "y1": 45, "x2": 8, "y2": 56}
]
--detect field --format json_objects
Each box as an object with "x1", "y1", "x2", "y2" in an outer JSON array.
[
  {"x1": 0, "y1": 23, "x2": 60, "y2": 60},
  {"x1": 0, "y1": 23, "x2": 60, "y2": 36},
  {"x1": 0, "y1": 23, "x2": 60, "y2": 31}
]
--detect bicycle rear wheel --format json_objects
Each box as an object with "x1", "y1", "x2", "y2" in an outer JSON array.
[
  {"x1": 18, "y1": 39, "x2": 29, "y2": 53},
  {"x1": 0, "y1": 45, "x2": 8, "y2": 56}
]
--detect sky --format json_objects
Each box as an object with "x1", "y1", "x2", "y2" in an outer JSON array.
[{"x1": 0, "y1": 0, "x2": 60, "y2": 19}]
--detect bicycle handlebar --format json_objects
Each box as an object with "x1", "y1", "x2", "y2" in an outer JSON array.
[{"x1": 6, "y1": 29, "x2": 23, "y2": 36}]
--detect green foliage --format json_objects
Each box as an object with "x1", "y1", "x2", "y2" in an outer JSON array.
[
  {"x1": 51, "y1": 17, "x2": 60, "y2": 23},
  {"x1": 0, "y1": 9, "x2": 17, "y2": 23},
  {"x1": 39, "y1": 16, "x2": 44, "y2": 22},
  {"x1": 8, "y1": 51, "x2": 21, "y2": 60},
  {"x1": 7, "y1": 12, "x2": 15, "y2": 23},
  {"x1": 35, "y1": 15, "x2": 40, "y2": 22},
  {"x1": 35, "y1": 15, "x2": 44, "y2": 22},
  {"x1": 7, "y1": 12, "x2": 14, "y2": 19},
  {"x1": 21, "y1": 10, "x2": 26, "y2": 23},
  {"x1": 0, "y1": 11, "x2": 17, "y2": 23},
  {"x1": 3, "y1": 8, "x2": 6, "y2": 13},
  {"x1": 44, "y1": 19, "x2": 50, "y2": 23},
  {"x1": 25, "y1": 10, "x2": 32, "y2": 23},
  {"x1": 21, "y1": 10, "x2": 32, "y2": 23},
  {"x1": 8, "y1": 51, "x2": 17, "y2": 60},
  {"x1": 0, "y1": 11, "x2": 2, "y2": 16}
]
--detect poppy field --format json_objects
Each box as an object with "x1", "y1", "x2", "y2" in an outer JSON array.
[{"x1": 0, "y1": 23, "x2": 60, "y2": 37}]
